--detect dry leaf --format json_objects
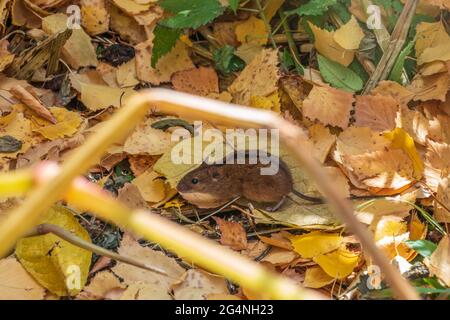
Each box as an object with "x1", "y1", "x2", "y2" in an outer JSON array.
[
  {"x1": 426, "y1": 236, "x2": 450, "y2": 286},
  {"x1": 135, "y1": 39, "x2": 194, "y2": 85},
  {"x1": 131, "y1": 169, "x2": 167, "y2": 203},
  {"x1": 123, "y1": 119, "x2": 173, "y2": 155},
  {"x1": 0, "y1": 257, "x2": 45, "y2": 300},
  {"x1": 171, "y1": 67, "x2": 219, "y2": 96},
  {"x1": 308, "y1": 124, "x2": 336, "y2": 163},
  {"x1": 354, "y1": 94, "x2": 398, "y2": 131},
  {"x1": 303, "y1": 266, "x2": 335, "y2": 289},
  {"x1": 42, "y1": 13, "x2": 98, "y2": 69},
  {"x1": 10, "y1": 85, "x2": 56, "y2": 123},
  {"x1": 333, "y1": 16, "x2": 364, "y2": 50},
  {"x1": 80, "y1": 0, "x2": 110, "y2": 35},
  {"x1": 31, "y1": 107, "x2": 83, "y2": 140},
  {"x1": 303, "y1": 85, "x2": 354, "y2": 129},
  {"x1": 408, "y1": 72, "x2": 449, "y2": 102},
  {"x1": 171, "y1": 269, "x2": 229, "y2": 300},
  {"x1": 313, "y1": 248, "x2": 359, "y2": 279},
  {"x1": 415, "y1": 20, "x2": 450, "y2": 65},
  {"x1": 116, "y1": 58, "x2": 139, "y2": 87},
  {"x1": 370, "y1": 80, "x2": 414, "y2": 104},
  {"x1": 213, "y1": 217, "x2": 247, "y2": 251},
  {"x1": 291, "y1": 231, "x2": 342, "y2": 258},
  {"x1": 308, "y1": 22, "x2": 354, "y2": 66},
  {"x1": 235, "y1": 16, "x2": 268, "y2": 46},
  {"x1": 228, "y1": 48, "x2": 279, "y2": 105},
  {"x1": 78, "y1": 271, "x2": 125, "y2": 300}
]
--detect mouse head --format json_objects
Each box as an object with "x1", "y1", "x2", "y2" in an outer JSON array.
[{"x1": 177, "y1": 163, "x2": 229, "y2": 194}]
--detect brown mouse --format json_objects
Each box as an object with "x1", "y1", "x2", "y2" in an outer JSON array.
[{"x1": 176, "y1": 152, "x2": 321, "y2": 210}]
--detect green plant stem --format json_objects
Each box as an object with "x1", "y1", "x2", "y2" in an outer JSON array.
[
  {"x1": 279, "y1": 8, "x2": 304, "y2": 74},
  {"x1": 255, "y1": 0, "x2": 277, "y2": 49}
]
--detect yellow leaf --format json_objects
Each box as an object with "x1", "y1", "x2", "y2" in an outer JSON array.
[
  {"x1": 333, "y1": 16, "x2": 365, "y2": 50},
  {"x1": 15, "y1": 205, "x2": 92, "y2": 296},
  {"x1": 42, "y1": 14, "x2": 98, "y2": 69},
  {"x1": 0, "y1": 106, "x2": 34, "y2": 158},
  {"x1": 308, "y1": 21, "x2": 354, "y2": 66},
  {"x1": 80, "y1": 0, "x2": 110, "y2": 35},
  {"x1": 313, "y1": 248, "x2": 359, "y2": 279},
  {"x1": 263, "y1": 0, "x2": 285, "y2": 21},
  {"x1": 235, "y1": 16, "x2": 268, "y2": 46},
  {"x1": 383, "y1": 127, "x2": 424, "y2": 179},
  {"x1": 303, "y1": 265, "x2": 335, "y2": 288},
  {"x1": 116, "y1": 58, "x2": 139, "y2": 87},
  {"x1": 32, "y1": 107, "x2": 83, "y2": 140},
  {"x1": 131, "y1": 170, "x2": 167, "y2": 203},
  {"x1": 111, "y1": 0, "x2": 151, "y2": 15},
  {"x1": 290, "y1": 231, "x2": 342, "y2": 258},
  {"x1": 79, "y1": 82, "x2": 135, "y2": 111},
  {"x1": 250, "y1": 92, "x2": 281, "y2": 113}
]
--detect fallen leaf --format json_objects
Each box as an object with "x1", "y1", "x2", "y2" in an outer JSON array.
[
  {"x1": 303, "y1": 85, "x2": 354, "y2": 129},
  {"x1": 111, "y1": 233, "x2": 184, "y2": 296},
  {"x1": 10, "y1": 85, "x2": 56, "y2": 123},
  {"x1": 116, "y1": 58, "x2": 140, "y2": 87},
  {"x1": 171, "y1": 269, "x2": 229, "y2": 300},
  {"x1": 313, "y1": 248, "x2": 359, "y2": 279},
  {"x1": 78, "y1": 271, "x2": 125, "y2": 300},
  {"x1": 308, "y1": 22, "x2": 354, "y2": 66},
  {"x1": 131, "y1": 169, "x2": 167, "y2": 203},
  {"x1": 228, "y1": 48, "x2": 279, "y2": 105},
  {"x1": 370, "y1": 80, "x2": 414, "y2": 104},
  {"x1": 426, "y1": 236, "x2": 450, "y2": 286},
  {"x1": 213, "y1": 217, "x2": 247, "y2": 251},
  {"x1": 291, "y1": 231, "x2": 342, "y2": 258},
  {"x1": 333, "y1": 16, "x2": 364, "y2": 50},
  {"x1": 408, "y1": 72, "x2": 449, "y2": 102},
  {"x1": 354, "y1": 94, "x2": 398, "y2": 131},
  {"x1": 415, "y1": 20, "x2": 450, "y2": 65},
  {"x1": 235, "y1": 16, "x2": 268, "y2": 46},
  {"x1": 171, "y1": 67, "x2": 219, "y2": 96},
  {"x1": 42, "y1": 13, "x2": 98, "y2": 69},
  {"x1": 303, "y1": 265, "x2": 335, "y2": 288},
  {"x1": 120, "y1": 281, "x2": 172, "y2": 300},
  {"x1": 80, "y1": 0, "x2": 110, "y2": 35},
  {"x1": 15, "y1": 205, "x2": 92, "y2": 296},
  {"x1": 308, "y1": 124, "x2": 336, "y2": 163},
  {"x1": 31, "y1": 107, "x2": 83, "y2": 140},
  {"x1": 0, "y1": 257, "x2": 45, "y2": 300}
]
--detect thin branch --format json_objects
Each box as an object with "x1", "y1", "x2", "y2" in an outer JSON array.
[{"x1": 255, "y1": 0, "x2": 278, "y2": 49}]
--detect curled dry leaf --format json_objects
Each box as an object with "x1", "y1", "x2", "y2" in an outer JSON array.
[
  {"x1": 435, "y1": 174, "x2": 450, "y2": 223},
  {"x1": 109, "y1": 3, "x2": 146, "y2": 44},
  {"x1": 213, "y1": 217, "x2": 248, "y2": 251},
  {"x1": 302, "y1": 85, "x2": 354, "y2": 129},
  {"x1": 228, "y1": 48, "x2": 279, "y2": 105},
  {"x1": 354, "y1": 94, "x2": 398, "y2": 132},
  {"x1": 10, "y1": 85, "x2": 56, "y2": 123},
  {"x1": 171, "y1": 67, "x2": 219, "y2": 96},
  {"x1": 395, "y1": 105, "x2": 429, "y2": 145}
]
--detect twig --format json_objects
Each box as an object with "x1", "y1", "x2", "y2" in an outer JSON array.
[
  {"x1": 27, "y1": 223, "x2": 169, "y2": 276},
  {"x1": 362, "y1": 0, "x2": 418, "y2": 93}
]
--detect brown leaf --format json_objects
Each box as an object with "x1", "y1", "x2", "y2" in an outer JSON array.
[
  {"x1": 171, "y1": 269, "x2": 229, "y2": 300},
  {"x1": 228, "y1": 48, "x2": 279, "y2": 105},
  {"x1": 426, "y1": 236, "x2": 450, "y2": 287},
  {"x1": 172, "y1": 67, "x2": 219, "y2": 96},
  {"x1": 10, "y1": 85, "x2": 56, "y2": 123},
  {"x1": 408, "y1": 72, "x2": 449, "y2": 102},
  {"x1": 354, "y1": 94, "x2": 398, "y2": 131},
  {"x1": 213, "y1": 217, "x2": 248, "y2": 251},
  {"x1": 303, "y1": 85, "x2": 354, "y2": 129}
]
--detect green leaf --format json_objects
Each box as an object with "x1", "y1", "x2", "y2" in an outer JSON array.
[
  {"x1": 159, "y1": 0, "x2": 225, "y2": 29},
  {"x1": 213, "y1": 45, "x2": 245, "y2": 76},
  {"x1": 288, "y1": 0, "x2": 337, "y2": 17},
  {"x1": 405, "y1": 240, "x2": 437, "y2": 258},
  {"x1": 151, "y1": 25, "x2": 181, "y2": 68},
  {"x1": 317, "y1": 55, "x2": 363, "y2": 92},
  {"x1": 229, "y1": 0, "x2": 240, "y2": 13},
  {"x1": 389, "y1": 40, "x2": 414, "y2": 84}
]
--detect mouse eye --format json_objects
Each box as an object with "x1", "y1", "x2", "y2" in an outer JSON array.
[{"x1": 191, "y1": 178, "x2": 199, "y2": 184}]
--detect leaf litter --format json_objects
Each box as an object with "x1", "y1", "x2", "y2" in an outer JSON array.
[{"x1": 0, "y1": 0, "x2": 449, "y2": 300}]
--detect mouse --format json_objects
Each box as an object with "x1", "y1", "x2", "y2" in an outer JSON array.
[{"x1": 176, "y1": 152, "x2": 323, "y2": 210}]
